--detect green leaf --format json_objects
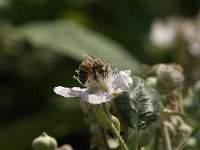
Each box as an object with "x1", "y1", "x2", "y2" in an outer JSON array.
[
  {"x1": 16, "y1": 20, "x2": 142, "y2": 74},
  {"x1": 114, "y1": 76, "x2": 163, "y2": 130}
]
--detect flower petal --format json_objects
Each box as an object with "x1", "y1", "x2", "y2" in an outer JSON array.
[
  {"x1": 111, "y1": 70, "x2": 133, "y2": 92},
  {"x1": 54, "y1": 70, "x2": 133, "y2": 104},
  {"x1": 82, "y1": 91, "x2": 108, "y2": 104},
  {"x1": 54, "y1": 86, "x2": 87, "y2": 98},
  {"x1": 54, "y1": 86, "x2": 111, "y2": 104}
]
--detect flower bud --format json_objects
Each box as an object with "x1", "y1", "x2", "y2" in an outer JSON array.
[
  {"x1": 57, "y1": 144, "x2": 73, "y2": 150},
  {"x1": 155, "y1": 64, "x2": 184, "y2": 92},
  {"x1": 111, "y1": 115, "x2": 121, "y2": 134},
  {"x1": 186, "y1": 137, "x2": 197, "y2": 147},
  {"x1": 146, "y1": 77, "x2": 157, "y2": 87},
  {"x1": 32, "y1": 132, "x2": 57, "y2": 150}
]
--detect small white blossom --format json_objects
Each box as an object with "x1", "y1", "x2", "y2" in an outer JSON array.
[
  {"x1": 149, "y1": 19, "x2": 178, "y2": 48},
  {"x1": 54, "y1": 70, "x2": 133, "y2": 104}
]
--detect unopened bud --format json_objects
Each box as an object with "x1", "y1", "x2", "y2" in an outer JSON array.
[
  {"x1": 111, "y1": 115, "x2": 121, "y2": 133},
  {"x1": 146, "y1": 77, "x2": 157, "y2": 87},
  {"x1": 57, "y1": 144, "x2": 73, "y2": 150},
  {"x1": 155, "y1": 64, "x2": 184, "y2": 92},
  {"x1": 32, "y1": 132, "x2": 57, "y2": 150},
  {"x1": 186, "y1": 137, "x2": 197, "y2": 147},
  {"x1": 140, "y1": 147, "x2": 146, "y2": 150}
]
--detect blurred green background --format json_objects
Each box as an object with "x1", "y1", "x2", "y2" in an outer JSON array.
[{"x1": 0, "y1": 0, "x2": 200, "y2": 150}]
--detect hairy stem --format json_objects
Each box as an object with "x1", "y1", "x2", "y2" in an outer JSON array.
[
  {"x1": 178, "y1": 93, "x2": 185, "y2": 114},
  {"x1": 111, "y1": 124, "x2": 129, "y2": 150},
  {"x1": 163, "y1": 124, "x2": 172, "y2": 150},
  {"x1": 102, "y1": 103, "x2": 129, "y2": 150},
  {"x1": 134, "y1": 129, "x2": 139, "y2": 150}
]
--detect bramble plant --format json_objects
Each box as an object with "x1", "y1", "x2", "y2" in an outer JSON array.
[
  {"x1": 32, "y1": 54, "x2": 192, "y2": 150},
  {"x1": 1, "y1": 1, "x2": 200, "y2": 150}
]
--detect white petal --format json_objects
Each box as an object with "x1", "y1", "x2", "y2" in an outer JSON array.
[
  {"x1": 85, "y1": 91, "x2": 110, "y2": 104},
  {"x1": 111, "y1": 70, "x2": 133, "y2": 91},
  {"x1": 54, "y1": 86, "x2": 87, "y2": 98},
  {"x1": 54, "y1": 86, "x2": 111, "y2": 104}
]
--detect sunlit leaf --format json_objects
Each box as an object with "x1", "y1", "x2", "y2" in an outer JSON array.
[
  {"x1": 16, "y1": 20, "x2": 142, "y2": 74},
  {"x1": 114, "y1": 76, "x2": 163, "y2": 130}
]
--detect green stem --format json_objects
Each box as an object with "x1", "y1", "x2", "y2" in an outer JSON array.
[
  {"x1": 134, "y1": 129, "x2": 139, "y2": 150},
  {"x1": 102, "y1": 103, "x2": 111, "y2": 120},
  {"x1": 111, "y1": 124, "x2": 129, "y2": 150},
  {"x1": 102, "y1": 103, "x2": 129, "y2": 150},
  {"x1": 178, "y1": 93, "x2": 185, "y2": 114},
  {"x1": 163, "y1": 124, "x2": 172, "y2": 150}
]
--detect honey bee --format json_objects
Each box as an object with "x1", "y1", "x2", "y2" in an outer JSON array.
[{"x1": 74, "y1": 54, "x2": 114, "y2": 87}]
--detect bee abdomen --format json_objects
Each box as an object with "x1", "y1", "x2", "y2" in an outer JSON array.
[{"x1": 78, "y1": 69, "x2": 88, "y2": 84}]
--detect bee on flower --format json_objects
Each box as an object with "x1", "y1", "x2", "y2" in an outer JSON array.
[
  {"x1": 74, "y1": 54, "x2": 115, "y2": 92},
  {"x1": 54, "y1": 54, "x2": 133, "y2": 104}
]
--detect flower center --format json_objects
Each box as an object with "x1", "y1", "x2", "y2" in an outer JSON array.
[{"x1": 74, "y1": 54, "x2": 115, "y2": 92}]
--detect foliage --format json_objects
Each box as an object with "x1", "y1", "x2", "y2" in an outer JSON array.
[{"x1": 115, "y1": 76, "x2": 162, "y2": 130}]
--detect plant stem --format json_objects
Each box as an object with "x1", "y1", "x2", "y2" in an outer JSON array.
[
  {"x1": 178, "y1": 93, "x2": 185, "y2": 114},
  {"x1": 111, "y1": 123, "x2": 129, "y2": 150},
  {"x1": 163, "y1": 124, "x2": 172, "y2": 150},
  {"x1": 134, "y1": 129, "x2": 139, "y2": 150},
  {"x1": 102, "y1": 103, "x2": 111, "y2": 120},
  {"x1": 102, "y1": 103, "x2": 129, "y2": 150}
]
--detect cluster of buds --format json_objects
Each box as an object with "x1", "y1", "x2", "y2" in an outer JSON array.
[{"x1": 146, "y1": 63, "x2": 193, "y2": 149}]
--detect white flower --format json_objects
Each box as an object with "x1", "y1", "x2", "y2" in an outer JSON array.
[
  {"x1": 54, "y1": 70, "x2": 133, "y2": 104},
  {"x1": 149, "y1": 19, "x2": 178, "y2": 48}
]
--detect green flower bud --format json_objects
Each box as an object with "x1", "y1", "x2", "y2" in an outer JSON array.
[
  {"x1": 58, "y1": 144, "x2": 73, "y2": 150},
  {"x1": 111, "y1": 115, "x2": 121, "y2": 133},
  {"x1": 146, "y1": 77, "x2": 157, "y2": 87},
  {"x1": 32, "y1": 132, "x2": 57, "y2": 150},
  {"x1": 186, "y1": 138, "x2": 197, "y2": 147}
]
